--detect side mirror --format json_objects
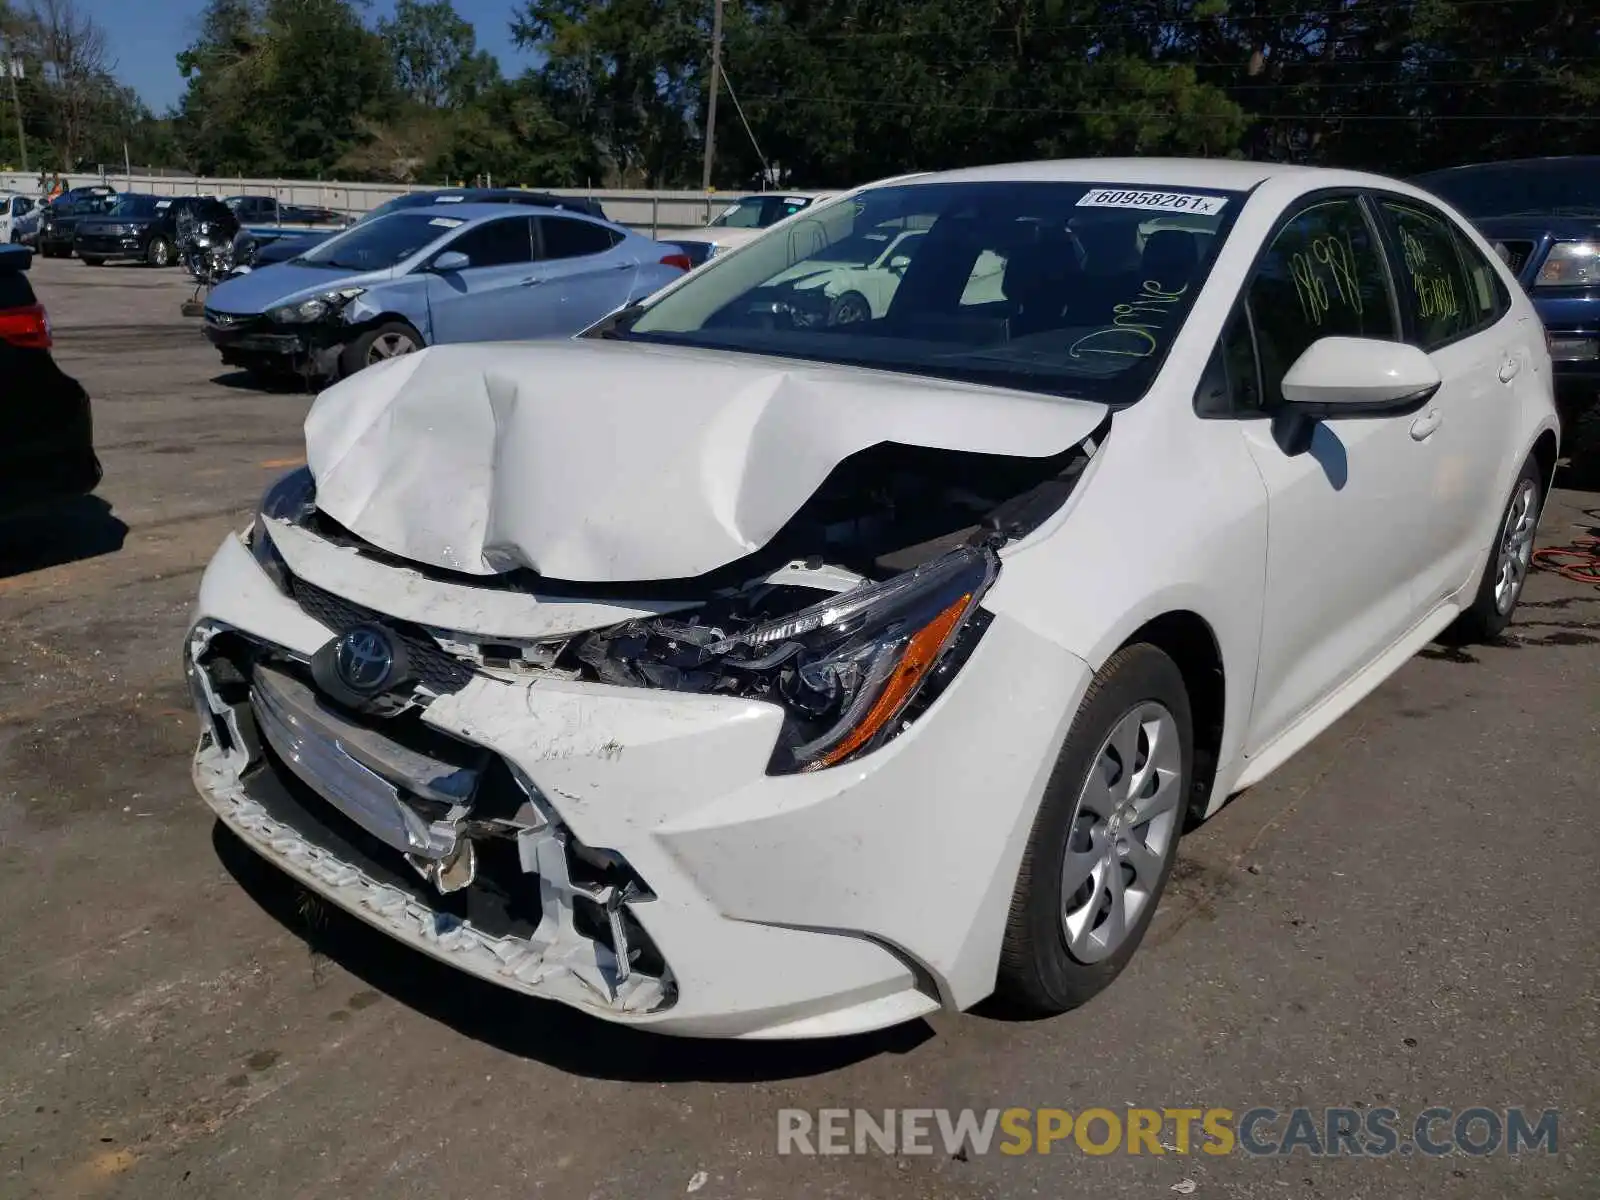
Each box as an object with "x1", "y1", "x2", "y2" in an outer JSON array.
[
  {"x1": 888, "y1": 254, "x2": 912, "y2": 273},
  {"x1": 1273, "y1": 336, "x2": 1440, "y2": 455},
  {"x1": 432, "y1": 250, "x2": 470, "y2": 273}
]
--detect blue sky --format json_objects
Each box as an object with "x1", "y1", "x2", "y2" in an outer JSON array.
[{"x1": 77, "y1": 0, "x2": 534, "y2": 113}]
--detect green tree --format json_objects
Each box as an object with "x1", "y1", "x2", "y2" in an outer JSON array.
[
  {"x1": 511, "y1": 0, "x2": 708, "y2": 186},
  {"x1": 379, "y1": 0, "x2": 498, "y2": 109}
]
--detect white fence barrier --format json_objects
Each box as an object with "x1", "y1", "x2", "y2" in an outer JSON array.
[{"x1": 0, "y1": 171, "x2": 760, "y2": 237}]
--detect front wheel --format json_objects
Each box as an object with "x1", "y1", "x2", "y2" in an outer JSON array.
[
  {"x1": 146, "y1": 236, "x2": 174, "y2": 267},
  {"x1": 81, "y1": 256, "x2": 105, "y2": 267},
  {"x1": 338, "y1": 321, "x2": 422, "y2": 378},
  {"x1": 996, "y1": 644, "x2": 1193, "y2": 1014},
  {"x1": 1450, "y1": 457, "x2": 1544, "y2": 642}
]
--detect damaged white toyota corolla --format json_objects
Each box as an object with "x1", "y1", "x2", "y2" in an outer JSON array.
[{"x1": 185, "y1": 159, "x2": 1559, "y2": 1038}]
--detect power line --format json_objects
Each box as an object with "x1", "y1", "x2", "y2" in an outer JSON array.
[
  {"x1": 768, "y1": 0, "x2": 1554, "y2": 40},
  {"x1": 738, "y1": 91, "x2": 1599, "y2": 121}
]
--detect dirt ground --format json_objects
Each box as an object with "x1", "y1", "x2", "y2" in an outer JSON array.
[{"x1": 1, "y1": 257, "x2": 1596, "y2": 1200}]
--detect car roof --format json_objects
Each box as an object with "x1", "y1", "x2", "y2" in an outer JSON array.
[
  {"x1": 381, "y1": 201, "x2": 618, "y2": 225},
  {"x1": 1413, "y1": 155, "x2": 1600, "y2": 180}
]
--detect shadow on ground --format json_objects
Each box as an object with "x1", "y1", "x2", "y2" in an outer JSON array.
[
  {"x1": 212, "y1": 822, "x2": 936, "y2": 1082},
  {"x1": 0, "y1": 495, "x2": 128, "y2": 578},
  {"x1": 211, "y1": 370, "x2": 315, "y2": 395}
]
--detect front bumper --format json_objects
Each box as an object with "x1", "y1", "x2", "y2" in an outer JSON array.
[
  {"x1": 74, "y1": 234, "x2": 147, "y2": 260},
  {"x1": 186, "y1": 531, "x2": 1090, "y2": 1038},
  {"x1": 204, "y1": 313, "x2": 341, "y2": 375}
]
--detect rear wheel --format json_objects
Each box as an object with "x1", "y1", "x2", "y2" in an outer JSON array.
[
  {"x1": 1450, "y1": 457, "x2": 1543, "y2": 642},
  {"x1": 146, "y1": 236, "x2": 174, "y2": 267},
  {"x1": 828, "y1": 291, "x2": 871, "y2": 326},
  {"x1": 996, "y1": 644, "x2": 1192, "y2": 1014},
  {"x1": 338, "y1": 321, "x2": 422, "y2": 378}
]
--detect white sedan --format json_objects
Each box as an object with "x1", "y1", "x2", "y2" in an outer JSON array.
[{"x1": 185, "y1": 159, "x2": 1559, "y2": 1039}]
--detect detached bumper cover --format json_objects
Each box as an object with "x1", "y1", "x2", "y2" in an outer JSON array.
[{"x1": 187, "y1": 531, "x2": 1090, "y2": 1037}]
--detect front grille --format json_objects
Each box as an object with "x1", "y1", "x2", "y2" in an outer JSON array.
[{"x1": 288, "y1": 575, "x2": 475, "y2": 696}]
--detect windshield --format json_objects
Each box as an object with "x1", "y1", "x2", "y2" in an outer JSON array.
[
  {"x1": 109, "y1": 195, "x2": 162, "y2": 218},
  {"x1": 709, "y1": 195, "x2": 813, "y2": 229},
  {"x1": 295, "y1": 211, "x2": 457, "y2": 270},
  {"x1": 1412, "y1": 159, "x2": 1600, "y2": 219},
  {"x1": 623, "y1": 181, "x2": 1241, "y2": 404}
]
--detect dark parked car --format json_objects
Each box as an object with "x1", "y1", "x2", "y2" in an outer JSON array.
[
  {"x1": 37, "y1": 191, "x2": 119, "y2": 258},
  {"x1": 225, "y1": 194, "x2": 347, "y2": 226},
  {"x1": 1413, "y1": 156, "x2": 1600, "y2": 473},
  {"x1": 74, "y1": 194, "x2": 239, "y2": 268},
  {"x1": 0, "y1": 245, "x2": 100, "y2": 518},
  {"x1": 239, "y1": 188, "x2": 612, "y2": 268}
]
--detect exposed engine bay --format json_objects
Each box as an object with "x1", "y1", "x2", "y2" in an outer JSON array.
[{"x1": 255, "y1": 422, "x2": 1103, "y2": 776}]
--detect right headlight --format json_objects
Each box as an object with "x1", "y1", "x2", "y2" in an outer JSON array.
[
  {"x1": 246, "y1": 466, "x2": 316, "y2": 592},
  {"x1": 1534, "y1": 241, "x2": 1599, "y2": 289},
  {"x1": 574, "y1": 545, "x2": 999, "y2": 774},
  {"x1": 718, "y1": 545, "x2": 998, "y2": 772}
]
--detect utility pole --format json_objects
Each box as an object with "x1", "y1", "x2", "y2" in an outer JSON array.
[
  {"x1": 701, "y1": 0, "x2": 723, "y2": 192},
  {"x1": 2, "y1": 36, "x2": 24, "y2": 173}
]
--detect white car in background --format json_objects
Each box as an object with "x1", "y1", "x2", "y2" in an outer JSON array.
[
  {"x1": 186, "y1": 159, "x2": 1558, "y2": 1039},
  {"x1": 1, "y1": 192, "x2": 40, "y2": 244},
  {"x1": 668, "y1": 192, "x2": 831, "y2": 266}
]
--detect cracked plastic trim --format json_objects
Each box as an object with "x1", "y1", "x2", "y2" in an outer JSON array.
[{"x1": 193, "y1": 739, "x2": 675, "y2": 1017}]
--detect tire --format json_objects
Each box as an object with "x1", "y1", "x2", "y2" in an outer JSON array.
[
  {"x1": 146, "y1": 236, "x2": 174, "y2": 268},
  {"x1": 80, "y1": 256, "x2": 105, "y2": 267},
  {"x1": 996, "y1": 643, "x2": 1193, "y2": 1015},
  {"x1": 1449, "y1": 457, "x2": 1544, "y2": 642},
  {"x1": 828, "y1": 291, "x2": 871, "y2": 326},
  {"x1": 338, "y1": 320, "x2": 422, "y2": 378}
]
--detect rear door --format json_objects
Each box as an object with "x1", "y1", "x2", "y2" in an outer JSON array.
[
  {"x1": 1369, "y1": 193, "x2": 1525, "y2": 606},
  {"x1": 422, "y1": 215, "x2": 538, "y2": 344},
  {"x1": 515, "y1": 216, "x2": 637, "y2": 338}
]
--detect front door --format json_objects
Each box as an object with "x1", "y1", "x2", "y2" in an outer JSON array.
[
  {"x1": 1233, "y1": 193, "x2": 1441, "y2": 753},
  {"x1": 424, "y1": 215, "x2": 538, "y2": 344}
]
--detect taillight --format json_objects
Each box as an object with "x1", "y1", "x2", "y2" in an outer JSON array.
[
  {"x1": 0, "y1": 303, "x2": 51, "y2": 349},
  {"x1": 660, "y1": 253, "x2": 692, "y2": 272}
]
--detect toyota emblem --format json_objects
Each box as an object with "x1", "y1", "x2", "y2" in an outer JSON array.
[{"x1": 333, "y1": 625, "x2": 396, "y2": 694}]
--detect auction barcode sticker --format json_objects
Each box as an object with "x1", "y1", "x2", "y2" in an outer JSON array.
[{"x1": 1076, "y1": 189, "x2": 1228, "y2": 216}]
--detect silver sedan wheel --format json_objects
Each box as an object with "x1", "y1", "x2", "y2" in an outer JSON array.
[
  {"x1": 367, "y1": 331, "x2": 418, "y2": 364},
  {"x1": 1060, "y1": 702, "x2": 1184, "y2": 964},
  {"x1": 1493, "y1": 478, "x2": 1539, "y2": 615}
]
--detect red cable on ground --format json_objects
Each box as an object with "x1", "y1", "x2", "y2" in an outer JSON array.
[{"x1": 1532, "y1": 535, "x2": 1600, "y2": 586}]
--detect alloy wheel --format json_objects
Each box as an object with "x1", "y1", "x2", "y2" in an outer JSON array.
[
  {"x1": 1493, "y1": 478, "x2": 1539, "y2": 615},
  {"x1": 1060, "y1": 702, "x2": 1184, "y2": 964},
  {"x1": 367, "y1": 331, "x2": 418, "y2": 364}
]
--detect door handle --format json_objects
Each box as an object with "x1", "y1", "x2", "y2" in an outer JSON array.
[
  {"x1": 1498, "y1": 356, "x2": 1520, "y2": 383},
  {"x1": 519, "y1": 276, "x2": 543, "y2": 287},
  {"x1": 1410, "y1": 408, "x2": 1443, "y2": 441}
]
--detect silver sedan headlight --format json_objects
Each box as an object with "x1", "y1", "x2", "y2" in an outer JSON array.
[{"x1": 268, "y1": 288, "x2": 365, "y2": 325}]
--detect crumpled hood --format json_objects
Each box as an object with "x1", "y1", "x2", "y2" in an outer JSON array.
[
  {"x1": 304, "y1": 338, "x2": 1109, "y2": 583},
  {"x1": 207, "y1": 261, "x2": 389, "y2": 314}
]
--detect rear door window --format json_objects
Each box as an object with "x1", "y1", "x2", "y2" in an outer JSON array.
[
  {"x1": 1374, "y1": 199, "x2": 1477, "y2": 350},
  {"x1": 538, "y1": 217, "x2": 622, "y2": 260}
]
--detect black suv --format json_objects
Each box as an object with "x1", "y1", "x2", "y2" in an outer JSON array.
[
  {"x1": 37, "y1": 190, "x2": 118, "y2": 257},
  {"x1": 0, "y1": 245, "x2": 100, "y2": 518},
  {"x1": 74, "y1": 194, "x2": 240, "y2": 268}
]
